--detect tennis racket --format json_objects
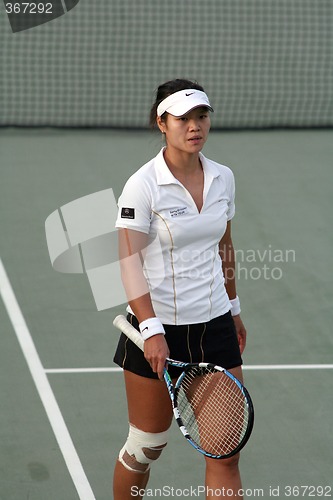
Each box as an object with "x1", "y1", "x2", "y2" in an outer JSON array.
[{"x1": 113, "y1": 314, "x2": 254, "y2": 459}]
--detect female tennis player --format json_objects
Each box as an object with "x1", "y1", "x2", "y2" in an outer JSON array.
[{"x1": 113, "y1": 79, "x2": 247, "y2": 499}]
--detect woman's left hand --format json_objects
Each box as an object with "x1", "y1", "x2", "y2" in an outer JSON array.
[{"x1": 232, "y1": 315, "x2": 247, "y2": 355}]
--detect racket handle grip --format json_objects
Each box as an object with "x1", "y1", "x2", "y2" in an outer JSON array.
[{"x1": 113, "y1": 315, "x2": 145, "y2": 352}]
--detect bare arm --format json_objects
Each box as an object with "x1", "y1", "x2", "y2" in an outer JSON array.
[
  {"x1": 118, "y1": 228, "x2": 169, "y2": 379},
  {"x1": 219, "y1": 221, "x2": 247, "y2": 354}
]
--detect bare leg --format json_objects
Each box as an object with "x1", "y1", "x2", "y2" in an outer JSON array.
[
  {"x1": 204, "y1": 366, "x2": 244, "y2": 500},
  {"x1": 205, "y1": 453, "x2": 242, "y2": 499},
  {"x1": 113, "y1": 461, "x2": 150, "y2": 500},
  {"x1": 113, "y1": 371, "x2": 173, "y2": 500}
]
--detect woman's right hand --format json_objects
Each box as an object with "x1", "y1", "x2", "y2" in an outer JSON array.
[{"x1": 144, "y1": 334, "x2": 170, "y2": 381}]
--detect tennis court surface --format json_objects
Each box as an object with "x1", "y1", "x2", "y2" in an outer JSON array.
[{"x1": 0, "y1": 127, "x2": 332, "y2": 499}]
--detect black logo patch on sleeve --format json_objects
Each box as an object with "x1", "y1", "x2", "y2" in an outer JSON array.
[{"x1": 121, "y1": 207, "x2": 135, "y2": 219}]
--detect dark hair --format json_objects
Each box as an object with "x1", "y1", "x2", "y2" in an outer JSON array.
[{"x1": 149, "y1": 78, "x2": 205, "y2": 129}]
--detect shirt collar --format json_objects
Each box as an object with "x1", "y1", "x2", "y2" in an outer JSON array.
[{"x1": 155, "y1": 147, "x2": 221, "y2": 186}]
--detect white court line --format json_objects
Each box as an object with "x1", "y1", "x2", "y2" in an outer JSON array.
[
  {"x1": 46, "y1": 367, "x2": 123, "y2": 374},
  {"x1": 244, "y1": 364, "x2": 333, "y2": 370},
  {"x1": 45, "y1": 364, "x2": 333, "y2": 374},
  {"x1": 0, "y1": 258, "x2": 96, "y2": 500}
]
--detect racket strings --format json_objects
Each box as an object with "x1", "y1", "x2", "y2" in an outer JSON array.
[
  {"x1": 179, "y1": 380, "x2": 246, "y2": 454},
  {"x1": 183, "y1": 382, "x2": 243, "y2": 452},
  {"x1": 177, "y1": 367, "x2": 250, "y2": 456}
]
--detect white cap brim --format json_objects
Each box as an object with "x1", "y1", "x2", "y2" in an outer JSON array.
[{"x1": 157, "y1": 89, "x2": 214, "y2": 117}]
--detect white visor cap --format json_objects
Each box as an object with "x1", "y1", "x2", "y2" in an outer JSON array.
[{"x1": 157, "y1": 89, "x2": 214, "y2": 117}]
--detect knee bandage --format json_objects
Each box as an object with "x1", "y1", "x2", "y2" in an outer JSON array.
[{"x1": 119, "y1": 424, "x2": 169, "y2": 473}]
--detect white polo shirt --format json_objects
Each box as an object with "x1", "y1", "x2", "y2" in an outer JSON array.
[{"x1": 115, "y1": 148, "x2": 235, "y2": 325}]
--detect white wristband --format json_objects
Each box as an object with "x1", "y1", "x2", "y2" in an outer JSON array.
[
  {"x1": 139, "y1": 317, "x2": 166, "y2": 341},
  {"x1": 229, "y1": 295, "x2": 241, "y2": 316}
]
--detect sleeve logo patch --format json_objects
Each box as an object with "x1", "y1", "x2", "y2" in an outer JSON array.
[{"x1": 121, "y1": 207, "x2": 135, "y2": 219}]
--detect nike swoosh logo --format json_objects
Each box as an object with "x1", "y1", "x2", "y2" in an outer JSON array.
[
  {"x1": 142, "y1": 327, "x2": 149, "y2": 332},
  {"x1": 185, "y1": 92, "x2": 194, "y2": 96}
]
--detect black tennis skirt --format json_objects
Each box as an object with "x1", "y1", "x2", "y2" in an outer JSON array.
[{"x1": 113, "y1": 311, "x2": 243, "y2": 379}]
